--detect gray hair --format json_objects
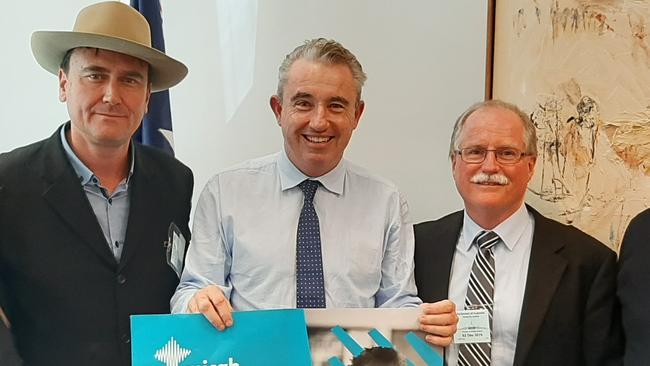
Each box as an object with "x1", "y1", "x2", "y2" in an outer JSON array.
[
  {"x1": 449, "y1": 99, "x2": 538, "y2": 159},
  {"x1": 276, "y1": 38, "x2": 367, "y2": 102}
]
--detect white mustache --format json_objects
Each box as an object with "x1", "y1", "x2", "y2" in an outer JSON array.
[{"x1": 470, "y1": 172, "x2": 509, "y2": 185}]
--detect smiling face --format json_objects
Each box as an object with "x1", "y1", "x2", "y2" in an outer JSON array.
[
  {"x1": 270, "y1": 59, "x2": 364, "y2": 177},
  {"x1": 59, "y1": 48, "x2": 151, "y2": 155},
  {"x1": 451, "y1": 106, "x2": 537, "y2": 228}
]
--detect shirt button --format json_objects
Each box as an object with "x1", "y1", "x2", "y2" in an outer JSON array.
[
  {"x1": 116, "y1": 274, "x2": 127, "y2": 285},
  {"x1": 108, "y1": 198, "x2": 113, "y2": 204},
  {"x1": 121, "y1": 334, "x2": 130, "y2": 344}
]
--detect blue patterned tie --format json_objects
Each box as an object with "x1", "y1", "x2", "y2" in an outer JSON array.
[
  {"x1": 296, "y1": 179, "x2": 326, "y2": 308},
  {"x1": 458, "y1": 230, "x2": 500, "y2": 366}
]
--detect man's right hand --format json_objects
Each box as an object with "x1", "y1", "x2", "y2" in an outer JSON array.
[
  {"x1": 187, "y1": 285, "x2": 234, "y2": 330},
  {"x1": 419, "y1": 300, "x2": 458, "y2": 347}
]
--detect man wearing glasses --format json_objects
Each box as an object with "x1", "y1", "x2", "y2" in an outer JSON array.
[{"x1": 413, "y1": 100, "x2": 622, "y2": 366}]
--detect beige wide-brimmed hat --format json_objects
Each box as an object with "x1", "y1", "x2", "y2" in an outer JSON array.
[{"x1": 30, "y1": 1, "x2": 187, "y2": 92}]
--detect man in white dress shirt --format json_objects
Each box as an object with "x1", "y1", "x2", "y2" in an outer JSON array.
[{"x1": 172, "y1": 38, "x2": 457, "y2": 347}]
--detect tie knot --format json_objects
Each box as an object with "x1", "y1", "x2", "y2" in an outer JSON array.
[
  {"x1": 474, "y1": 230, "x2": 500, "y2": 250},
  {"x1": 299, "y1": 180, "x2": 319, "y2": 202}
]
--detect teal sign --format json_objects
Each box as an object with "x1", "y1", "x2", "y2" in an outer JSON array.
[{"x1": 131, "y1": 310, "x2": 311, "y2": 366}]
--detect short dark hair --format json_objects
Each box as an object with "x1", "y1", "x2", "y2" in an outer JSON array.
[
  {"x1": 59, "y1": 48, "x2": 75, "y2": 74},
  {"x1": 58, "y1": 47, "x2": 152, "y2": 82},
  {"x1": 350, "y1": 347, "x2": 405, "y2": 366}
]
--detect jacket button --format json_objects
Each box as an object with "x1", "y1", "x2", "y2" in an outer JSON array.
[
  {"x1": 116, "y1": 274, "x2": 127, "y2": 285},
  {"x1": 121, "y1": 334, "x2": 130, "y2": 344}
]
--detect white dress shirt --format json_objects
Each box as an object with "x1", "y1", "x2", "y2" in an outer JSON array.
[
  {"x1": 446, "y1": 204, "x2": 534, "y2": 366},
  {"x1": 171, "y1": 151, "x2": 421, "y2": 312}
]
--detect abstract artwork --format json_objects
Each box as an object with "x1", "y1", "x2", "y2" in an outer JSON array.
[{"x1": 491, "y1": 0, "x2": 650, "y2": 250}]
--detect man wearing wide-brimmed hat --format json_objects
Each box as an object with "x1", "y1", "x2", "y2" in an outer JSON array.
[{"x1": 0, "y1": 2, "x2": 192, "y2": 365}]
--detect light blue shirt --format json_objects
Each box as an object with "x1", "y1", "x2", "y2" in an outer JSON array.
[
  {"x1": 171, "y1": 151, "x2": 420, "y2": 312},
  {"x1": 60, "y1": 124, "x2": 133, "y2": 262},
  {"x1": 446, "y1": 204, "x2": 534, "y2": 366}
]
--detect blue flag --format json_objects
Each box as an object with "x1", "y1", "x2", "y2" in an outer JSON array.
[{"x1": 131, "y1": 0, "x2": 175, "y2": 156}]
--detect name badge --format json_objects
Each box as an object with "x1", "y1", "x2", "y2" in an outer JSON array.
[
  {"x1": 454, "y1": 309, "x2": 491, "y2": 344},
  {"x1": 166, "y1": 222, "x2": 186, "y2": 278}
]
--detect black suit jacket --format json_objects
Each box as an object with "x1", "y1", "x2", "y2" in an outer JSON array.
[
  {"x1": 0, "y1": 320, "x2": 22, "y2": 366},
  {"x1": 0, "y1": 126, "x2": 193, "y2": 366},
  {"x1": 415, "y1": 206, "x2": 622, "y2": 366},
  {"x1": 618, "y1": 208, "x2": 650, "y2": 365}
]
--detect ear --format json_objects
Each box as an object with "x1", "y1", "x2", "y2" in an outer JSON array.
[
  {"x1": 144, "y1": 83, "x2": 152, "y2": 113},
  {"x1": 526, "y1": 155, "x2": 537, "y2": 182},
  {"x1": 58, "y1": 69, "x2": 68, "y2": 102},
  {"x1": 270, "y1": 95, "x2": 283, "y2": 125},
  {"x1": 351, "y1": 100, "x2": 365, "y2": 130},
  {"x1": 451, "y1": 153, "x2": 462, "y2": 185}
]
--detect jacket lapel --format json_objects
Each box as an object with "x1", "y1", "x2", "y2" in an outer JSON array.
[
  {"x1": 415, "y1": 211, "x2": 462, "y2": 302},
  {"x1": 118, "y1": 146, "x2": 163, "y2": 271},
  {"x1": 41, "y1": 127, "x2": 117, "y2": 268},
  {"x1": 513, "y1": 206, "x2": 567, "y2": 365},
  {"x1": 435, "y1": 212, "x2": 462, "y2": 300}
]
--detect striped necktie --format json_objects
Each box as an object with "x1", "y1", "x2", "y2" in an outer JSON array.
[
  {"x1": 458, "y1": 230, "x2": 500, "y2": 366},
  {"x1": 296, "y1": 179, "x2": 326, "y2": 308}
]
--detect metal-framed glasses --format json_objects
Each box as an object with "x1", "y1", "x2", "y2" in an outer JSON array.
[{"x1": 456, "y1": 147, "x2": 529, "y2": 164}]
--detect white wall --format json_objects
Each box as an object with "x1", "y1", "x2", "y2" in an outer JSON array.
[{"x1": 0, "y1": 1, "x2": 487, "y2": 223}]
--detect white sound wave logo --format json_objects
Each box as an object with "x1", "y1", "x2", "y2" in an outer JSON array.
[{"x1": 155, "y1": 337, "x2": 191, "y2": 366}]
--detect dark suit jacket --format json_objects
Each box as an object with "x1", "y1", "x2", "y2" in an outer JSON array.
[
  {"x1": 618, "y1": 208, "x2": 650, "y2": 365},
  {"x1": 0, "y1": 126, "x2": 193, "y2": 366},
  {"x1": 415, "y1": 206, "x2": 622, "y2": 366},
  {"x1": 0, "y1": 320, "x2": 22, "y2": 366}
]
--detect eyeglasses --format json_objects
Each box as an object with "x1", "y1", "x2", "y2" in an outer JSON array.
[{"x1": 456, "y1": 147, "x2": 529, "y2": 164}]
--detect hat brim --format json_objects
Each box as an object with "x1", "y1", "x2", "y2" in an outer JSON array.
[{"x1": 31, "y1": 30, "x2": 188, "y2": 92}]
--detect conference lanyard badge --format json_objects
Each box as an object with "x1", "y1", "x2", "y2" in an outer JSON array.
[
  {"x1": 165, "y1": 222, "x2": 186, "y2": 278},
  {"x1": 454, "y1": 304, "x2": 491, "y2": 344}
]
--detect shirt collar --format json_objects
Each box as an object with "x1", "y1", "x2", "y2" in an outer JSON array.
[
  {"x1": 278, "y1": 149, "x2": 345, "y2": 195},
  {"x1": 461, "y1": 204, "x2": 530, "y2": 252},
  {"x1": 60, "y1": 122, "x2": 135, "y2": 186}
]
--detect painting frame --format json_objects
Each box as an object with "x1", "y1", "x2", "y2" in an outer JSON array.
[
  {"x1": 485, "y1": 0, "x2": 496, "y2": 100},
  {"x1": 486, "y1": 0, "x2": 650, "y2": 250}
]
